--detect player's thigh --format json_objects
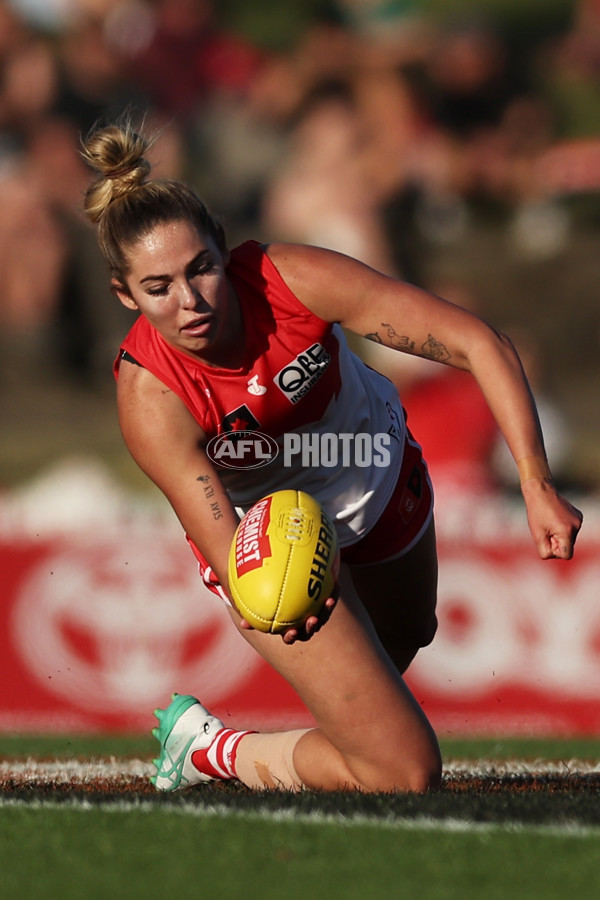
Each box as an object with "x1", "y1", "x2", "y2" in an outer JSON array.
[
  {"x1": 232, "y1": 585, "x2": 438, "y2": 773},
  {"x1": 347, "y1": 517, "x2": 439, "y2": 671}
]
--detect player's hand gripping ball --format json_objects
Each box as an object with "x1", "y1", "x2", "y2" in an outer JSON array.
[{"x1": 228, "y1": 490, "x2": 339, "y2": 634}]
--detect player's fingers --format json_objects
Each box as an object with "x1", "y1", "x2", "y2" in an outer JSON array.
[
  {"x1": 549, "y1": 533, "x2": 575, "y2": 560},
  {"x1": 538, "y1": 525, "x2": 578, "y2": 560},
  {"x1": 283, "y1": 613, "x2": 325, "y2": 644},
  {"x1": 303, "y1": 616, "x2": 320, "y2": 637},
  {"x1": 319, "y1": 587, "x2": 339, "y2": 620}
]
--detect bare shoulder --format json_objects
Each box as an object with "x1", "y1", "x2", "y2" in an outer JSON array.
[
  {"x1": 264, "y1": 242, "x2": 391, "y2": 322},
  {"x1": 116, "y1": 360, "x2": 205, "y2": 477},
  {"x1": 265, "y1": 241, "x2": 366, "y2": 285},
  {"x1": 117, "y1": 357, "x2": 167, "y2": 403},
  {"x1": 117, "y1": 360, "x2": 186, "y2": 430},
  {"x1": 265, "y1": 241, "x2": 337, "y2": 268}
]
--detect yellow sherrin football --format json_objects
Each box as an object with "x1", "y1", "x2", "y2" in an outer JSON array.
[{"x1": 228, "y1": 489, "x2": 339, "y2": 633}]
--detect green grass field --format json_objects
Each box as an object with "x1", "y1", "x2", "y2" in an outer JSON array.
[
  {"x1": 2, "y1": 736, "x2": 600, "y2": 900},
  {"x1": 2, "y1": 806, "x2": 599, "y2": 900}
]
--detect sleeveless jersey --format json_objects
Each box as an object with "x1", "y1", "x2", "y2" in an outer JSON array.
[{"x1": 115, "y1": 240, "x2": 406, "y2": 547}]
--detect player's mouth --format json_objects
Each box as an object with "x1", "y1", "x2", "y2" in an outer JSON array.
[{"x1": 181, "y1": 315, "x2": 213, "y2": 337}]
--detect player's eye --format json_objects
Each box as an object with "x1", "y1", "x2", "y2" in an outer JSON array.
[
  {"x1": 192, "y1": 263, "x2": 214, "y2": 277},
  {"x1": 189, "y1": 255, "x2": 215, "y2": 278},
  {"x1": 146, "y1": 283, "x2": 169, "y2": 296}
]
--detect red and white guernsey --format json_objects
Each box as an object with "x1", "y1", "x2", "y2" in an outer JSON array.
[{"x1": 115, "y1": 240, "x2": 406, "y2": 547}]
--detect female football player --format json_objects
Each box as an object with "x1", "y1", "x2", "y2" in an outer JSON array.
[{"x1": 81, "y1": 120, "x2": 582, "y2": 794}]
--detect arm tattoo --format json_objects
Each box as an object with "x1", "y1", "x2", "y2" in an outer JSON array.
[
  {"x1": 364, "y1": 324, "x2": 415, "y2": 351},
  {"x1": 209, "y1": 502, "x2": 223, "y2": 520},
  {"x1": 382, "y1": 324, "x2": 415, "y2": 352},
  {"x1": 196, "y1": 474, "x2": 223, "y2": 519},
  {"x1": 421, "y1": 334, "x2": 451, "y2": 362}
]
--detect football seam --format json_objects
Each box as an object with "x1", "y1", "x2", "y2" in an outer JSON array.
[
  {"x1": 273, "y1": 539, "x2": 296, "y2": 631},
  {"x1": 273, "y1": 489, "x2": 303, "y2": 632}
]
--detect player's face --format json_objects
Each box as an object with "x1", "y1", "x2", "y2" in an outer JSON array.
[{"x1": 114, "y1": 219, "x2": 242, "y2": 365}]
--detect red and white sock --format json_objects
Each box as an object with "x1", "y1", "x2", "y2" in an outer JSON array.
[{"x1": 191, "y1": 728, "x2": 254, "y2": 781}]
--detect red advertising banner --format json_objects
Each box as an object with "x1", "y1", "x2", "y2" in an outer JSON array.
[
  {"x1": 0, "y1": 465, "x2": 597, "y2": 736},
  {"x1": 409, "y1": 535, "x2": 600, "y2": 736},
  {"x1": 0, "y1": 528, "x2": 308, "y2": 736}
]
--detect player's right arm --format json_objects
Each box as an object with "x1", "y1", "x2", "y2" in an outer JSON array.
[
  {"x1": 116, "y1": 360, "x2": 333, "y2": 643},
  {"x1": 116, "y1": 360, "x2": 239, "y2": 590}
]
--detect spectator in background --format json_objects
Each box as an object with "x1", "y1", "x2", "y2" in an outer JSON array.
[
  {"x1": 116, "y1": 0, "x2": 263, "y2": 119},
  {"x1": 261, "y1": 81, "x2": 398, "y2": 275},
  {"x1": 424, "y1": 19, "x2": 517, "y2": 141},
  {"x1": 259, "y1": 19, "x2": 435, "y2": 279},
  {"x1": 0, "y1": 1, "x2": 57, "y2": 138},
  {"x1": 51, "y1": 9, "x2": 146, "y2": 136},
  {"x1": 0, "y1": 0, "x2": 141, "y2": 384},
  {"x1": 0, "y1": 151, "x2": 67, "y2": 381},
  {"x1": 0, "y1": 0, "x2": 594, "y2": 493},
  {"x1": 0, "y1": 2, "x2": 65, "y2": 381}
]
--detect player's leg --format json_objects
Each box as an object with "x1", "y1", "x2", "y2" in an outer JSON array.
[
  {"x1": 152, "y1": 518, "x2": 441, "y2": 794},
  {"x1": 230, "y1": 554, "x2": 442, "y2": 793},
  {"x1": 152, "y1": 581, "x2": 440, "y2": 793}
]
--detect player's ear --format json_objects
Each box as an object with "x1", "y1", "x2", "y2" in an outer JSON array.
[{"x1": 111, "y1": 279, "x2": 139, "y2": 311}]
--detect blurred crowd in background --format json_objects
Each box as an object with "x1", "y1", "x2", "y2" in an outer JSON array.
[{"x1": 1, "y1": 0, "x2": 600, "y2": 495}]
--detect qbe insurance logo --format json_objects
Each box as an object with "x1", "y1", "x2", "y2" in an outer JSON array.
[{"x1": 206, "y1": 431, "x2": 392, "y2": 469}]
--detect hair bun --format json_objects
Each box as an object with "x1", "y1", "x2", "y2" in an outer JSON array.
[
  {"x1": 105, "y1": 160, "x2": 149, "y2": 181},
  {"x1": 81, "y1": 116, "x2": 227, "y2": 284},
  {"x1": 81, "y1": 121, "x2": 153, "y2": 221},
  {"x1": 104, "y1": 157, "x2": 152, "y2": 194}
]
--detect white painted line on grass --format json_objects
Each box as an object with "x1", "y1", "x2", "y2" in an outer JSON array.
[
  {"x1": 0, "y1": 757, "x2": 153, "y2": 783},
  {"x1": 2, "y1": 758, "x2": 600, "y2": 782},
  {"x1": 0, "y1": 794, "x2": 598, "y2": 840}
]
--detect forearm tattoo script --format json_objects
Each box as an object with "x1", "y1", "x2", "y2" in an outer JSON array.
[{"x1": 196, "y1": 473, "x2": 224, "y2": 520}]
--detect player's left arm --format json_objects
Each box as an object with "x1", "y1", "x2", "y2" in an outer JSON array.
[{"x1": 266, "y1": 242, "x2": 583, "y2": 560}]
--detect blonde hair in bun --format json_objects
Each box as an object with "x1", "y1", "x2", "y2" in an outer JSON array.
[
  {"x1": 81, "y1": 116, "x2": 226, "y2": 287},
  {"x1": 81, "y1": 122, "x2": 152, "y2": 224}
]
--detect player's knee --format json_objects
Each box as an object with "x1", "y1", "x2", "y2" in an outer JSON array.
[
  {"x1": 356, "y1": 763, "x2": 441, "y2": 795},
  {"x1": 391, "y1": 752, "x2": 441, "y2": 794},
  {"x1": 351, "y1": 743, "x2": 442, "y2": 794},
  {"x1": 405, "y1": 754, "x2": 442, "y2": 794}
]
